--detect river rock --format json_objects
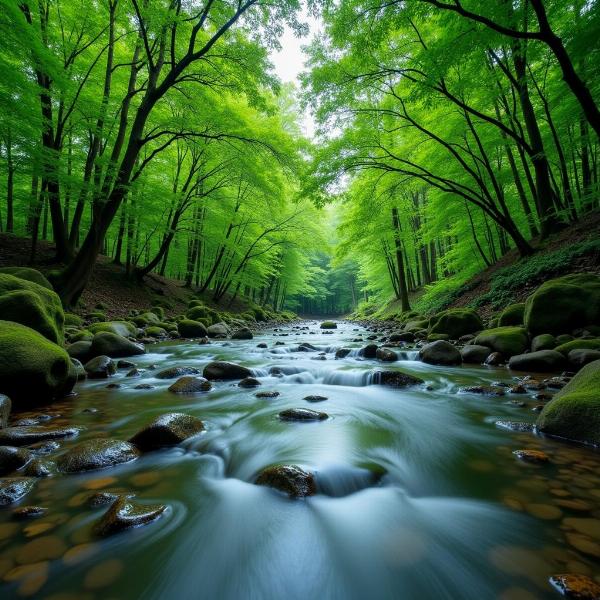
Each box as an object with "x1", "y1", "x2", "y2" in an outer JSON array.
[
  {"x1": 67, "y1": 340, "x2": 92, "y2": 363},
  {"x1": 177, "y1": 319, "x2": 208, "y2": 338},
  {"x1": 513, "y1": 449, "x2": 549, "y2": 464},
  {"x1": 474, "y1": 326, "x2": 529, "y2": 358},
  {"x1": 278, "y1": 408, "x2": 328, "y2": 421},
  {"x1": 89, "y1": 332, "x2": 145, "y2": 359},
  {"x1": 57, "y1": 439, "x2": 140, "y2": 473},
  {"x1": 428, "y1": 308, "x2": 482, "y2": 339},
  {"x1": 156, "y1": 366, "x2": 202, "y2": 379},
  {"x1": 419, "y1": 340, "x2": 462, "y2": 365},
  {"x1": 389, "y1": 332, "x2": 415, "y2": 343},
  {"x1": 239, "y1": 377, "x2": 261, "y2": 388},
  {"x1": 70, "y1": 358, "x2": 87, "y2": 382},
  {"x1": 485, "y1": 352, "x2": 505, "y2": 366},
  {"x1": 460, "y1": 385, "x2": 505, "y2": 396},
  {"x1": 335, "y1": 348, "x2": 351, "y2": 359},
  {"x1": 359, "y1": 344, "x2": 378, "y2": 359},
  {"x1": 304, "y1": 395, "x2": 328, "y2": 402},
  {"x1": 549, "y1": 574, "x2": 600, "y2": 599},
  {"x1": 12, "y1": 505, "x2": 47, "y2": 519},
  {"x1": 532, "y1": 334, "x2": 556, "y2": 352},
  {"x1": 167, "y1": 376, "x2": 211, "y2": 393},
  {"x1": 129, "y1": 413, "x2": 205, "y2": 451},
  {"x1": 255, "y1": 464, "x2": 316, "y2": 498},
  {"x1": 0, "y1": 394, "x2": 10, "y2": 428},
  {"x1": 569, "y1": 348, "x2": 600, "y2": 370},
  {"x1": 0, "y1": 425, "x2": 80, "y2": 446},
  {"x1": 94, "y1": 495, "x2": 166, "y2": 536},
  {"x1": 371, "y1": 370, "x2": 423, "y2": 387},
  {"x1": 84, "y1": 355, "x2": 117, "y2": 379},
  {"x1": 0, "y1": 446, "x2": 33, "y2": 475},
  {"x1": 203, "y1": 361, "x2": 252, "y2": 380},
  {"x1": 231, "y1": 328, "x2": 253, "y2": 340},
  {"x1": 0, "y1": 477, "x2": 36, "y2": 506},
  {"x1": 256, "y1": 391, "x2": 280, "y2": 398},
  {"x1": 207, "y1": 323, "x2": 229, "y2": 338},
  {"x1": 460, "y1": 344, "x2": 492, "y2": 364},
  {"x1": 376, "y1": 347, "x2": 398, "y2": 362},
  {"x1": 320, "y1": 321, "x2": 337, "y2": 329},
  {"x1": 508, "y1": 350, "x2": 566, "y2": 372}
]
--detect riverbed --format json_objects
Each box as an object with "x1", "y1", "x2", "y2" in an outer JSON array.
[{"x1": 1, "y1": 321, "x2": 599, "y2": 599}]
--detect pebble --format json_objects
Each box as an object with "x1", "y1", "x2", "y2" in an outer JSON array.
[
  {"x1": 549, "y1": 574, "x2": 600, "y2": 599},
  {"x1": 3, "y1": 561, "x2": 49, "y2": 597},
  {"x1": 15, "y1": 535, "x2": 67, "y2": 564},
  {"x1": 513, "y1": 450, "x2": 549, "y2": 464},
  {"x1": 83, "y1": 558, "x2": 123, "y2": 590},
  {"x1": 526, "y1": 504, "x2": 563, "y2": 520}
]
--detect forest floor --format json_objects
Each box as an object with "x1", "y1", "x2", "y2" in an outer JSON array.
[{"x1": 0, "y1": 233, "x2": 250, "y2": 318}]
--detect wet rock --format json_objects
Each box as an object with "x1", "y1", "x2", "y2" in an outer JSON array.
[
  {"x1": 549, "y1": 574, "x2": 600, "y2": 599},
  {"x1": 532, "y1": 334, "x2": 557, "y2": 352},
  {"x1": 57, "y1": 439, "x2": 140, "y2": 473},
  {"x1": 89, "y1": 332, "x2": 145, "y2": 359},
  {"x1": 0, "y1": 446, "x2": 33, "y2": 475},
  {"x1": 167, "y1": 376, "x2": 211, "y2": 393},
  {"x1": 203, "y1": 361, "x2": 252, "y2": 381},
  {"x1": 231, "y1": 328, "x2": 253, "y2": 340},
  {"x1": 304, "y1": 395, "x2": 328, "y2": 403},
  {"x1": 28, "y1": 440, "x2": 60, "y2": 455},
  {"x1": 71, "y1": 358, "x2": 86, "y2": 381},
  {"x1": 320, "y1": 321, "x2": 337, "y2": 329},
  {"x1": 239, "y1": 377, "x2": 261, "y2": 388},
  {"x1": 0, "y1": 394, "x2": 10, "y2": 428},
  {"x1": 513, "y1": 449, "x2": 549, "y2": 464},
  {"x1": 389, "y1": 332, "x2": 415, "y2": 343},
  {"x1": 429, "y1": 308, "x2": 482, "y2": 339},
  {"x1": 126, "y1": 368, "x2": 142, "y2": 378},
  {"x1": 155, "y1": 366, "x2": 202, "y2": 380},
  {"x1": 198, "y1": 337, "x2": 210, "y2": 345},
  {"x1": 12, "y1": 505, "x2": 47, "y2": 519},
  {"x1": 255, "y1": 464, "x2": 316, "y2": 498},
  {"x1": 0, "y1": 477, "x2": 36, "y2": 506},
  {"x1": 255, "y1": 391, "x2": 280, "y2": 398},
  {"x1": 569, "y1": 349, "x2": 600, "y2": 370},
  {"x1": 256, "y1": 343, "x2": 268, "y2": 349},
  {"x1": 134, "y1": 383, "x2": 154, "y2": 390},
  {"x1": 177, "y1": 319, "x2": 208, "y2": 338},
  {"x1": 207, "y1": 323, "x2": 229, "y2": 338},
  {"x1": 419, "y1": 340, "x2": 462, "y2": 366},
  {"x1": 510, "y1": 384, "x2": 527, "y2": 394},
  {"x1": 460, "y1": 385, "x2": 505, "y2": 397},
  {"x1": 297, "y1": 342, "x2": 318, "y2": 351},
  {"x1": 88, "y1": 491, "x2": 124, "y2": 507},
  {"x1": 67, "y1": 340, "x2": 92, "y2": 362},
  {"x1": 508, "y1": 350, "x2": 566, "y2": 372},
  {"x1": 494, "y1": 420, "x2": 534, "y2": 432},
  {"x1": 84, "y1": 355, "x2": 117, "y2": 379},
  {"x1": 484, "y1": 352, "x2": 505, "y2": 366},
  {"x1": 335, "y1": 348, "x2": 351, "y2": 359},
  {"x1": 359, "y1": 344, "x2": 378, "y2": 359},
  {"x1": 24, "y1": 458, "x2": 53, "y2": 477},
  {"x1": 371, "y1": 370, "x2": 424, "y2": 387},
  {"x1": 460, "y1": 344, "x2": 492, "y2": 364},
  {"x1": 107, "y1": 383, "x2": 121, "y2": 389},
  {"x1": 0, "y1": 425, "x2": 80, "y2": 447},
  {"x1": 376, "y1": 347, "x2": 398, "y2": 362},
  {"x1": 129, "y1": 413, "x2": 204, "y2": 451},
  {"x1": 94, "y1": 495, "x2": 166, "y2": 536},
  {"x1": 117, "y1": 360, "x2": 136, "y2": 369},
  {"x1": 278, "y1": 408, "x2": 328, "y2": 421}
]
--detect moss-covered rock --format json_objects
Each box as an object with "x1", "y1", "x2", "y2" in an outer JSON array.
[
  {"x1": 89, "y1": 332, "x2": 145, "y2": 359},
  {"x1": 69, "y1": 330, "x2": 93, "y2": 343},
  {"x1": 524, "y1": 274, "x2": 600, "y2": 336},
  {"x1": 64, "y1": 313, "x2": 83, "y2": 327},
  {"x1": 474, "y1": 326, "x2": 529, "y2": 357},
  {"x1": 0, "y1": 267, "x2": 52, "y2": 289},
  {"x1": 186, "y1": 305, "x2": 209, "y2": 320},
  {"x1": 531, "y1": 334, "x2": 556, "y2": 352},
  {"x1": 0, "y1": 273, "x2": 64, "y2": 344},
  {"x1": 419, "y1": 340, "x2": 462, "y2": 365},
  {"x1": 536, "y1": 359, "x2": 600, "y2": 446},
  {"x1": 0, "y1": 321, "x2": 74, "y2": 405},
  {"x1": 554, "y1": 338, "x2": 600, "y2": 355},
  {"x1": 320, "y1": 321, "x2": 337, "y2": 329},
  {"x1": 178, "y1": 319, "x2": 208, "y2": 338},
  {"x1": 89, "y1": 321, "x2": 137, "y2": 337},
  {"x1": 498, "y1": 303, "x2": 525, "y2": 327},
  {"x1": 428, "y1": 308, "x2": 482, "y2": 339},
  {"x1": 404, "y1": 318, "x2": 429, "y2": 333},
  {"x1": 508, "y1": 350, "x2": 566, "y2": 372},
  {"x1": 145, "y1": 326, "x2": 168, "y2": 338}
]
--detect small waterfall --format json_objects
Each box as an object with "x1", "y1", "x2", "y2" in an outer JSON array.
[{"x1": 322, "y1": 370, "x2": 372, "y2": 387}]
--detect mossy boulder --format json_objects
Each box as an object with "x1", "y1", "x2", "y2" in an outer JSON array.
[
  {"x1": 320, "y1": 321, "x2": 337, "y2": 329},
  {"x1": 89, "y1": 321, "x2": 137, "y2": 337},
  {"x1": 177, "y1": 319, "x2": 208, "y2": 338},
  {"x1": 0, "y1": 273, "x2": 64, "y2": 344},
  {"x1": 419, "y1": 340, "x2": 462, "y2": 365},
  {"x1": 474, "y1": 326, "x2": 529, "y2": 358},
  {"x1": 89, "y1": 332, "x2": 145, "y2": 359},
  {"x1": 498, "y1": 303, "x2": 525, "y2": 327},
  {"x1": 0, "y1": 320, "x2": 74, "y2": 405},
  {"x1": 536, "y1": 359, "x2": 600, "y2": 446},
  {"x1": 554, "y1": 338, "x2": 600, "y2": 355},
  {"x1": 0, "y1": 267, "x2": 52, "y2": 289},
  {"x1": 404, "y1": 319, "x2": 429, "y2": 333},
  {"x1": 428, "y1": 308, "x2": 482, "y2": 339},
  {"x1": 145, "y1": 326, "x2": 168, "y2": 338},
  {"x1": 186, "y1": 305, "x2": 209, "y2": 320},
  {"x1": 531, "y1": 334, "x2": 556, "y2": 352},
  {"x1": 64, "y1": 313, "x2": 83, "y2": 327},
  {"x1": 524, "y1": 274, "x2": 600, "y2": 336},
  {"x1": 508, "y1": 350, "x2": 566, "y2": 373}
]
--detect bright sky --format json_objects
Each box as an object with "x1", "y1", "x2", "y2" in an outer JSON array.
[{"x1": 270, "y1": 8, "x2": 322, "y2": 138}]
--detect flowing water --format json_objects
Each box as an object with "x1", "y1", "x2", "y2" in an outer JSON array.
[{"x1": 1, "y1": 321, "x2": 600, "y2": 599}]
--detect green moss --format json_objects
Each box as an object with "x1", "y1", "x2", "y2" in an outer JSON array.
[
  {"x1": 498, "y1": 303, "x2": 525, "y2": 327},
  {"x1": 320, "y1": 321, "x2": 337, "y2": 329},
  {"x1": 404, "y1": 318, "x2": 430, "y2": 333},
  {"x1": 151, "y1": 306, "x2": 165, "y2": 319},
  {"x1": 89, "y1": 321, "x2": 137, "y2": 337},
  {"x1": 531, "y1": 334, "x2": 556, "y2": 352},
  {"x1": 0, "y1": 320, "x2": 74, "y2": 405},
  {"x1": 186, "y1": 305, "x2": 209, "y2": 320},
  {"x1": 427, "y1": 333, "x2": 450, "y2": 341},
  {"x1": 85, "y1": 311, "x2": 106, "y2": 322},
  {"x1": 145, "y1": 326, "x2": 167, "y2": 338},
  {"x1": 0, "y1": 267, "x2": 52, "y2": 290},
  {"x1": 554, "y1": 339, "x2": 600, "y2": 355},
  {"x1": 0, "y1": 273, "x2": 64, "y2": 344},
  {"x1": 178, "y1": 319, "x2": 208, "y2": 337},
  {"x1": 64, "y1": 313, "x2": 83, "y2": 327},
  {"x1": 188, "y1": 299, "x2": 204, "y2": 309},
  {"x1": 536, "y1": 359, "x2": 600, "y2": 446},
  {"x1": 474, "y1": 326, "x2": 529, "y2": 357},
  {"x1": 556, "y1": 334, "x2": 574, "y2": 344},
  {"x1": 524, "y1": 274, "x2": 600, "y2": 336},
  {"x1": 428, "y1": 308, "x2": 482, "y2": 339},
  {"x1": 69, "y1": 330, "x2": 93, "y2": 342}
]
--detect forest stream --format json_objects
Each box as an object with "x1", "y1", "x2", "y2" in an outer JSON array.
[{"x1": 1, "y1": 321, "x2": 599, "y2": 600}]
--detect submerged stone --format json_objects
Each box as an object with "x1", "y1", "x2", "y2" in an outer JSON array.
[
  {"x1": 371, "y1": 370, "x2": 424, "y2": 387},
  {"x1": 0, "y1": 446, "x2": 33, "y2": 475},
  {"x1": 278, "y1": 408, "x2": 328, "y2": 421},
  {"x1": 156, "y1": 366, "x2": 202, "y2": 379},
  {"x1": 203, "y1": 361, "x2": 252, "y2": 380},
  {"x1": 255, "y1": 391, "x2": 280, "y2": 398},
  {"x1": 129, "y1": 413, "x2": 204, "y2": 451},
  {"x1": 513, "y1": 449, "x2": 549, "y2": 464},
  {"x1": 255, "y1": 464, "x2": 316, "y2": 498},
  {"x1": 0, "y1": 426, "x2": 80, "y2": 447},
  {"x1": 57, "y1": 439, "x2": 140, "y2": 473},
  {"x1": 549, "y1": 574, "x2": 600, "y2": 599},
  {"x1": 0, "y1": 477, "x2": 36, "y2": 506},
  {"x1": 167, "y1": 376, "x2": 211, "y2": 393},
  {"x1": 94, "y1": 495, "x2": 166, "y2": 536},
  {"x1": 304, "y1": 395, "x2": 328, "y2": 403}
]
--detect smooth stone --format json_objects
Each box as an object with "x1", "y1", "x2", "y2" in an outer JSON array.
[
  {"x1": 239, "y1": 377, "x2": 261, "y2": 388},
  {"x1": 419, "y1": 340, "x2": 462, "y2": 366},
  {"x1": 549, "y1": 574, "x2": 600, "y2": 600},
  {"x1": 376, "y1": 347, "x2": 398, "y2": 362},
  {"x1": 461, "y1": 345, "x2": 492, "y2": 364},
  {"x1": 88, "y1": 491, "x2": 124, "y2": 508},
  {"x1": 304, "y1": 395, "x2": 328, "y2": 403},
  {"x1": 203, "y1": 361, "x2": 252, "y2": 380},
  {"x1": 508, "y1": 350, "x2": 566, "y2": 372},
  {"x1": 57, "y1": 439, "x2": 140, "y2": 473},
  {"x1": 0, "y1": 426, "x2": 80, "y2": 447},
  {"x1": 167, "y1": 376, "x2": 211, "y2": 393},
  {"x1": 370, "y1": 370, "x2": 424, "y2": 387},
  {"x1": 155, "y1": 366, "x2": 201, "y2": 380},
  {"x1": 129, "y1": 413, "x2": 204, "y2": 451},
  {"x1": 89, "y1": 332, "x2": 145, "y2": 359},
  {"x1": 335, "y1": 348, "x2": 351, "y2": 358},
  {"x1": 513, "y1": 449, "x2": 549, "y2": 464},
  {"x1": 84, "y1": 356, "x2": 117, "y2": 379},
  {"x1": 278, "y1": 408, "x2": 328, "y2": 421},
  {"x1": 255, "y1": 391, "x2": 280, "y2": 398},
  {"x1": 231, "y1": 328, "x2": 253, "y2": 340},
  {"x1": 117, "y1": 360, "x2": 136, "y2": 369},
  {"x1": 0, "y1": 477, "x2": 36, "y2": 506},
  {"x1": 255, "y1": 464, "x2": 316, "y2": 498},
  {"x1": 12, "y1": 506, "x2": 47, "y2": 519},
  {"x1": 206, "y1": 323, "x2": 229, "y2": 339},
  {"x1": 94, "y1": 496, "x2": 166, "y2": 536},
  {"x1": 358, "y1": 344, "x2": 378, "y2": 358},
  {"x1": 0, "y1": 394, "x2": 10, "y2": 428},
  {"x1": 0, "y1": 446, "x2": 33, "y2": 475}
]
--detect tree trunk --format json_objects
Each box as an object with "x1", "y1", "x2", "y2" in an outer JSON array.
[{"x1": 391, "y1": 207, "x2": 410, "y2": 312}]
